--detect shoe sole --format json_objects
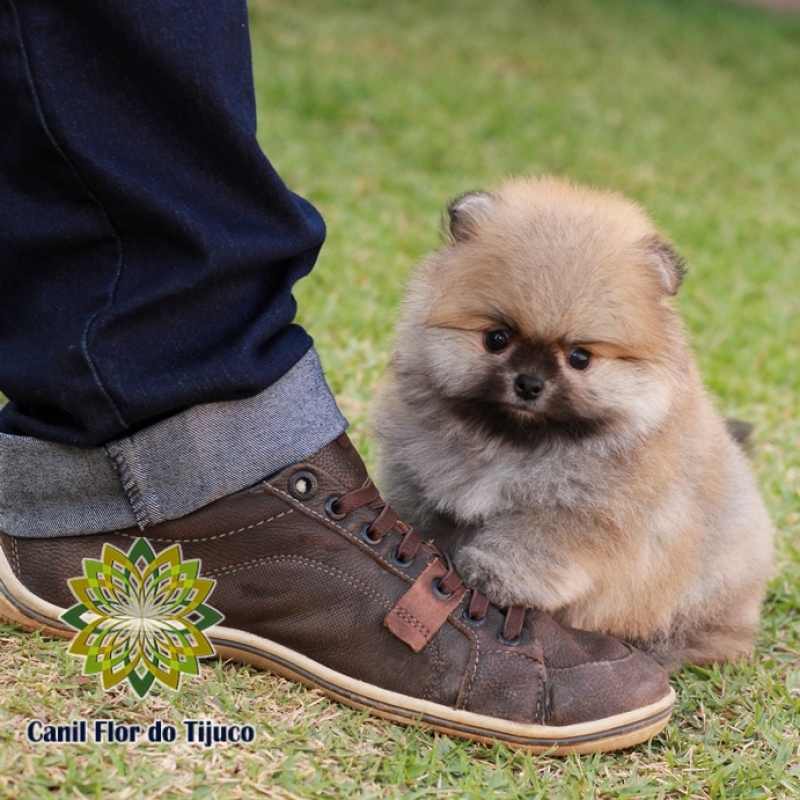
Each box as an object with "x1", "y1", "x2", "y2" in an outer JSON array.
[{"x1": 0, "y1": 546, "x2": 674, "y2": 755}]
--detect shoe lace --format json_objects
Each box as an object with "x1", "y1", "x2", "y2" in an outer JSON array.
[{"x1": 330, "y1": 479, "x2": 526, "y2": 643}]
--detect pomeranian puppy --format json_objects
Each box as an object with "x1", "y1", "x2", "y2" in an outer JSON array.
[{"x1": 373, "y1": 176, "x2": 773, "y2": 669}]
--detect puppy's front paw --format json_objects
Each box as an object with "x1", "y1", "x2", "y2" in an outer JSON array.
[
  {"x1": 454, "y1": 543, "x2": 586, "y2": 612},
  {"x1": 455, "y1": 546, "x2": 530, "y2": 608}
]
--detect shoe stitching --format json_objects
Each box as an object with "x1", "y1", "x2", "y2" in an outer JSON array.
[
  {"x1": 537, "y1": 669, "x2": 544, "y2": 722},
  {"x1": 116, "y1": 509, "x2": 295, "y2": 543},
  {"x1": 483, "y1": 652, "x2": 546, "y2": 722},
  {"x1": 266, "y1": 484, "x2": 357, "y2": 535},
  {"x1": 265, "y1": 484, "x2": 413, "y2": 577},
  {"x1": 206, "y1": 554, "x2": 433, "y2": 640},
  {"x1": 485, "y1": 648, "x2": 549, "y2": 664},
  {"x1": 204, "y1": 554, "x2": 396, "y2": 610},
  {"x1": 392, "y1": 607, "x2": 433, "y2": 641},
  {"x1": 11, "y1": 536, "x2": 20, "y2": 578},
  {"x1": 424, "y1": 639, "x2": 449, "y2": 703},
  {"x1": 457, "y1": 626, "x2": 482, "y2": 710},
  {"x1": 463, "y1": 649, "x2": 547, "y2": 722},
  {"x1": 546, "y1": 648, "x2": 637, "y2": 672}
]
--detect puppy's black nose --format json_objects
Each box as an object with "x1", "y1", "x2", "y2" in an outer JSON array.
[{"x1": 514, "y1": 373, "x2": 545, "y2": 401}]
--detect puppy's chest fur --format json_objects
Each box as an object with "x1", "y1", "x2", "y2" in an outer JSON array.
[
  {"x1": 394, "y1": 392, "x2": 644, "y2": 535},
  {"x1": 448, "y1": 440, "x2": 619, "y2": 520}
]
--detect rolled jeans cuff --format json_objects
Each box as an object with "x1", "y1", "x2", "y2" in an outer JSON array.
[{"x1": 0, "y1": 349, "x2": 347, "y2": 537}]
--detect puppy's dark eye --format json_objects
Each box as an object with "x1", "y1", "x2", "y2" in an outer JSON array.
[
  {"x1": 484, "y1": 330, "x2": 511, "y2": 353},
  {"x1": 568, "y1": 347, "x2": 591, "y2": 370}
]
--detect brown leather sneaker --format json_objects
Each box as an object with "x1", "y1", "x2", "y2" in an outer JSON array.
[{"x1": 0, "y1": 434, "x2": 674, "y2": 754}]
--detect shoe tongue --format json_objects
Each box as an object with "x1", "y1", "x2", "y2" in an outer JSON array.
[{"x1": 305, "y1": 433, "x2": 369, "y2": 490}]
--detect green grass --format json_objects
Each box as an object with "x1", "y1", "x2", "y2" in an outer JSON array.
[{"x1": 2, "y1": 0, "x2": 800, "y2": 796}]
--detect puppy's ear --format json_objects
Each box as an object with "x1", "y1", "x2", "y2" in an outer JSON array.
[
  {"x1": 643, "y1": 235, "x2": 687, "y2": 296},
  {"x1": 446, "y1": 191, "x2": 495, "y2": 244}
]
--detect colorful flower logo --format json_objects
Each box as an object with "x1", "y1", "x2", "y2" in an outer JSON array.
[{"x1": 60, "y1": 538, "x2": 223, "y2": 698}]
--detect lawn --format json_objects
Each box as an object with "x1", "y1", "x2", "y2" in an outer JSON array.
[{"x1": 2, "y1": 0, "x2": 799, "y2": 797}]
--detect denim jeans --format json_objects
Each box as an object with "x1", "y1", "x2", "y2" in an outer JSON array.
[{"x1": 0, "y1": 1, "x2": 348, "y2": 536}]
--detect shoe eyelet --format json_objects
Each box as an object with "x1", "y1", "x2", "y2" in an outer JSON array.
[
  {"x1": 361, "y1": 523, "x2": 381, "y2": 545},
  {"x1": 461, "y1": 609, "x2": 486, "y2": 627},
  {"x1": 324, "y1": 495, "x2": 346, "y2": 520},
  {"x1": 390, "y1": 547, "x2": 414, "y2": 568},
  {"x1": 289, "y1": 471, "x2": 317, "y2": 501},
  {"x1": 431, "y1": 578, "x2": 453, "y2": 600},
  {"x1": 497, "y1": 633, "x2": 522, "y2": 647}
]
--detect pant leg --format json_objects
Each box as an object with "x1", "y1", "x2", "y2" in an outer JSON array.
[
  {"x1": 0, "y1": 0, "x2": 325, "y2": 447},
  {"x1": 0, "y1": 0, "x2": 349, "y2": 537}
]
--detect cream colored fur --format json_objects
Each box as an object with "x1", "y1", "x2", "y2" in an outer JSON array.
[{"x1": 374, "y1": 176, "x2": 773, "y2": 669}]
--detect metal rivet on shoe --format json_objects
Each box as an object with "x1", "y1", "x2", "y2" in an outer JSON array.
[
  {"x1": 431, "y1": 578, "x2": 453, "y2": 600},
  {"x1": 461, "y1": 609, "x2": 486, "y2": 627},
  {"x1": 288, "y1": 470, "x2": 318, "y2": 501},
  {"x1": 390, "y1": 547, "x2": 414, "y2": 568},
  {"x1": 497, "y1": 632, "x2": 522, "y2": 647},
  {"x1": 361, "y1": 522, "x2": 381, "y2": 545},
  {"x1": 325, "y1": 495, "x2": 346, "y2": 520}
]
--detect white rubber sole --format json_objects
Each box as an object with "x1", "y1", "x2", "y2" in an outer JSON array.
[{"x1": 0, "y1": 545, "x2": 674, "y2": 754}]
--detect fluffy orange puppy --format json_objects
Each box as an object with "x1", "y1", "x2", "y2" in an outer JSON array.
[{"x1": 374, "y1": 177, "x2": 773, "y2": 669}]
